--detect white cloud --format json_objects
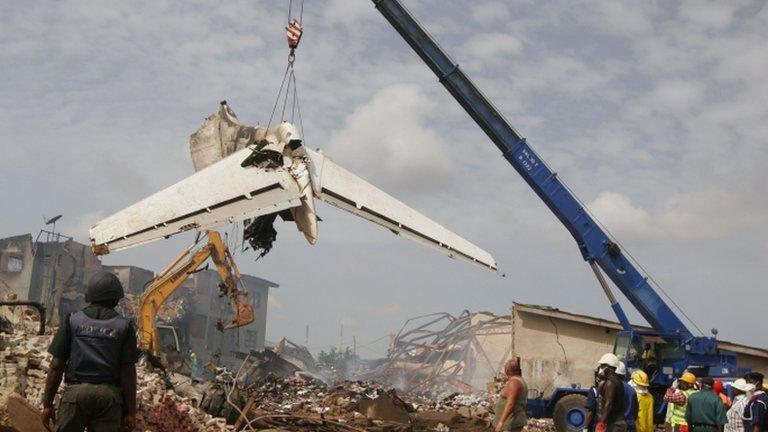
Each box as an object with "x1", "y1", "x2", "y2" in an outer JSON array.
[
  {"x1": 588, "y1": 192, "x2": 659, "y2": 240},
  {"x1": 678, "y1": 1, "x2": 737, "y2": 31},
  {"x1": 458, "y1": 33, "x2": 522, "y2": 66},
  {"x1": 471, "y1": 2, "x2": 511, "y2": 24},
  {"x1": 327, "y1": 83, "x2": 454, "y2": 193},
  {"x1": 646, "y1": 79, "x2": 705, "y2": 114},
  {"x1": 323, "y1": 0, "x2": 376, "y2": 27}
]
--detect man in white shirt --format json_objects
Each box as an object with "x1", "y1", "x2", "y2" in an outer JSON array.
[{"x1": 726, "y1": 379, "x2": 755, "y2": 432}]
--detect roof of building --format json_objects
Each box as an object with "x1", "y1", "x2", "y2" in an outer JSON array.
[
  {"x1": 513, "y1": 303, "x2": 768, "y2": 359},
  {"x1": 239, "y1": 273, "x2": 279, "y2": 288}
]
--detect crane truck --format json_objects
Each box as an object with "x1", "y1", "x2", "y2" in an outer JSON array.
[{"x1": 370, "y1": 1, "x2": 748, "y2": 430}]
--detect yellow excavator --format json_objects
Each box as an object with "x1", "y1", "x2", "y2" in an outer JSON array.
[{"x1": 138, "y1": 230, "x2": 254, "y2": 362}]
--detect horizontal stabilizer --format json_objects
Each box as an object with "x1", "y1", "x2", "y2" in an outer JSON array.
[
  {"x1": 306, "y1": 149, "x2": 498, "y2": 271},
  {"x1": 90, "y1": 147, "x2": 302, "y2": 254}
]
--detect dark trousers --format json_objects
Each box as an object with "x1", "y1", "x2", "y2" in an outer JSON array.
[{"x1": 55, "y1": 383, "x2": 123, "y2": 432}]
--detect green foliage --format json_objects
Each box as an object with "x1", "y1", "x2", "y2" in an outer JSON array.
[{"x1": 317, "y1": 347, "x2": 360, "y2": 376}]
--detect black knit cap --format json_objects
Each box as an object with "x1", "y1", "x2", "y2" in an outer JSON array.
[{"x1": 84, "y1": 271, "x2": 125, "y2": 303}]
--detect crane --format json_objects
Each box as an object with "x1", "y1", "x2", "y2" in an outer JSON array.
[
  {"x1": 371, "y1": 0, "x2": 746, "y2": 430},
  {"x1": 138, "y1": 230, "x2": 254, "y2": 361}
]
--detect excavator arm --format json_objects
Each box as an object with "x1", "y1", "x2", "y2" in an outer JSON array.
[
  {"x1": 137, "y1": 230, "x2": 254, "y2": 358},
  {"x1": 207, "y1": 231, "x2": 255, "y2": 331}
]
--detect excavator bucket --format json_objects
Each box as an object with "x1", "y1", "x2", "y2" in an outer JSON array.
[{"x1": 225, "y1": 297, "x2": 254, "y2": 330}]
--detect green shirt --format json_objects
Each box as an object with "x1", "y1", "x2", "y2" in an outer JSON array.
[{"x1": 685, "y1": 390, "x2": 727, "y2": 429}]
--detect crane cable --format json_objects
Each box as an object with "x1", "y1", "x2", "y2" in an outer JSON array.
[{"x1": 267, "y1": 0, "x2": 306, "y2": 142}]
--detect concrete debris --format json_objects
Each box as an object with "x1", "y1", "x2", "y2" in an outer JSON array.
[
  {"x1": 3, "y1": 393, "x2": 48, "y2": 432},
  {"x1": 0, "y1": 332, "x2": 54, "y2": 409}
]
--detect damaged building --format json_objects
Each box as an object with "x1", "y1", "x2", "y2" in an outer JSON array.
[
  {"x1": 182, "y1": 270, "x2": 278, "y2": 369},
  {"x1": 0, "y1": 233, "x2": 101, "y2": 325},
  {"x1": 0, "y1": 232, "x2": 278, "y2": 371}
]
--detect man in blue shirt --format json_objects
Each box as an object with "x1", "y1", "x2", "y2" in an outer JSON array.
[
  {"x1": 42, "y1": 272, "x2": 138, "y2": 432},
  {"x1": 744, "y1": 373, "x2": 768, "y2": 432}
]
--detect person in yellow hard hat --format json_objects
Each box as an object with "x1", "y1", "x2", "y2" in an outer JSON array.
[
  {"x1": 631, "y1": 370, "x2": 654, "y2": 432},
  {"x1": 665, "y1": 372, "x2": 698, "y2": 432}
]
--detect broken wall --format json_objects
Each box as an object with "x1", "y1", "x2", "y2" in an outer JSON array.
[
  {"x1": 511, "y1": 305, "x2": 616, "y2": 396},
  {"x1": 466, "y1": 312, "x2": 512, "y2": 389}
]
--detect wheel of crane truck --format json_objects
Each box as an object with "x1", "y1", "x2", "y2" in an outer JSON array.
[{"x1": 553, "y1": 393, "x2": 588, "y2": 432}]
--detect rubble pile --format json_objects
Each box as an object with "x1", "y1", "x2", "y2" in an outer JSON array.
[
  {"x1": 135, "y1": 364, "x2": 233, "y2": 432},
  {"x1": 0, "y1": 328, "x2": 232, "y2": 432},
  {"x1": 0, "y1": 322, "x2": 554, "y2": 432},
  {"x1": 203, "y1": 373, "x2": 497, "y2": 432},
  {"x1": 0, "y1": 332, "x2": 54, "y2": 409}
]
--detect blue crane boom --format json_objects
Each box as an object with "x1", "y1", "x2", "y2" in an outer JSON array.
[{"x1": 371, "y1": 0, "x2": 690, "y2": 337}]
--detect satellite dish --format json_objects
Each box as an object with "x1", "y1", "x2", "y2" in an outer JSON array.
[{"x1": 45, "y1": 215, "x2": 62, "y2": 225}]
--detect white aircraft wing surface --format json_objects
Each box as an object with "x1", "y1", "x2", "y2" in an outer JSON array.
[
  {"x1": 306, "y1": 149, "x2": 499, "y2": 272},
  {"x1": 90, "y1": 147, "x2": 303, "y2": 254}
]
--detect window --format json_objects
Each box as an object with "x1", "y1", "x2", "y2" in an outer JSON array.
[
  {"x1": 1, "y1": 253, "x2": 23, "y2": 273},
  {"x1": 245, "y1": 330, "x2": 258, "y2": 347},
  {"x1": 252, "y1": 292, "x2": 261, "y2": 310}
]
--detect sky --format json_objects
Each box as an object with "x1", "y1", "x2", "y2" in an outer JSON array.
[{"x1": 1, "y1": 0, "x2": 767, "y2": 358}]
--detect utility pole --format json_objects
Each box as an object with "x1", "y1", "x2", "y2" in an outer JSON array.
[{"x1": 305, "y1": 324, "x2": 309, "y2": 347}]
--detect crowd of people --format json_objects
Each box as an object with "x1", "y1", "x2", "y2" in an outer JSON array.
[{"x1": 583, "y1": 353, "x2": 768, "y2": 432}]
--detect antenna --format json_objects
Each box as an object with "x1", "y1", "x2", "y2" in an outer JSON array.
[
  {"x1": 45, "y1": 215, "x2": 62, "y2": 225},
  {"x1": 36, "y1": 214, "x2": 70, "y2": 243}
]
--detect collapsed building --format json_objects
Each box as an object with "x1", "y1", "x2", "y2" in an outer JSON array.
[{"x1": 0, "y1": 231, "x2": 278, "y2": 370}]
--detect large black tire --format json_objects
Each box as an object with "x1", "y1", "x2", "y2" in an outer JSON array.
[{"x1": 553, "y1": 393, "x2": 588, "y2": 432}]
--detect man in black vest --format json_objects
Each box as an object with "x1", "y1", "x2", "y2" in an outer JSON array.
[{"x1": 42, "y1": 272, "x2": 138, "y2": 432}]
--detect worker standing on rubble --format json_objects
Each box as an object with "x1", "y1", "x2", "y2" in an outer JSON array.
[
  {"x1": 42, "y1": 272, "x2": 138, "y2": 432},
  {"x1": 665, "y1": 371, "x2": 698, "y2": 432},
  {"x1": 596, "y1": 353, "x2": 627, "y2": 432},
  {"x1": 492, "y1": 359, "x2": 528, "y2": 432},
  {"x1": 685, "y1": 377, "x2": 727, "y2": 432}
]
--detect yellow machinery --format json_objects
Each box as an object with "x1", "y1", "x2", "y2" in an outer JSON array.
[{"x1": 138, "y1": 230, "x2": 254, "y2": 359}]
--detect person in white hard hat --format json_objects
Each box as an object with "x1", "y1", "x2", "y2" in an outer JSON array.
[
  {"x1": 596, "y1": 353, "x2": 628, "y2": 432},
  {"x1": 726, "y1": 379, "x2": 755, "y2": 432}
]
